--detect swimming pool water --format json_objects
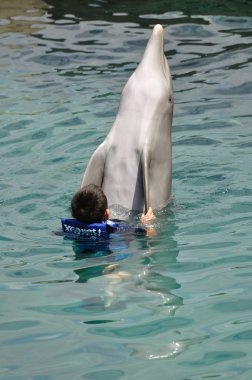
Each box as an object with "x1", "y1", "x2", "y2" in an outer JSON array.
[{"x1": 0, "y1": 1, "x2": 252, "y2": 379}]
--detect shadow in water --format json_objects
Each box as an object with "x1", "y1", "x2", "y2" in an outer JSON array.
[
  {"x1": 72, "y1": 234, "x2": 133, "y2": 283},
  {"x1": 72, "y1": 205, "x2": 183, "y2": 316}
]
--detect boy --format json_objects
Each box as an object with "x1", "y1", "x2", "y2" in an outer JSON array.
[
  {"x1": 61, "y1": 184, "x2": 155, "y2": 240},
  {"x1": 71, "y1": 184, "x2": 155, "y2": 227}
]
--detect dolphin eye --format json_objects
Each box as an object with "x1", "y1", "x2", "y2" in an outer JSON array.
[{"x1": 169, "y1": 96, "x2": 173, "y2": 103}]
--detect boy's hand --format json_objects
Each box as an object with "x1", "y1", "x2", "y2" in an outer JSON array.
[{"x1": 140, "y1": 207, "x2": 155, "y2": 224}]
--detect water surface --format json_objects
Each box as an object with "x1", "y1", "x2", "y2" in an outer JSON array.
[{"x1": 0, "y1": 1, "x2": 251, "y2": 379}]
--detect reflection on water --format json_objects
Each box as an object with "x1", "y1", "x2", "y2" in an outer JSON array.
[
  {"x1": 137, "y1": 214, "x2": 183, "y2": 315},
  {"x1": 71, "y1": 211, "x2": 182, "y2": 325}
]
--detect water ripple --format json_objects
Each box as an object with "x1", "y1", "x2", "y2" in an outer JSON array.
[
  {"x1": 0, "y1": 4, "x2": 252, "y2": 379},
  {"x1": 87, "y1": 317, "x2": 192, "y2": 338}
]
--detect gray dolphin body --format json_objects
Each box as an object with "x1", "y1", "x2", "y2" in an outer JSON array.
[{"x1": 81, "y1": 24, "x2": 173, "y2": 213}]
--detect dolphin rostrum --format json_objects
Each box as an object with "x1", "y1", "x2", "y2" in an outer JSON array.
[{"x1": 81, "y1": 24, "x2": 173, "y2": 213}]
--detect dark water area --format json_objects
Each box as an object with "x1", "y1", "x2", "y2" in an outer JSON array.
[
  {"x1": 0, "y1": 0, "x2": 252, "y2": 379},
  {"x1": 47, "y1": 0, "x2": 252, "y2": 20}
]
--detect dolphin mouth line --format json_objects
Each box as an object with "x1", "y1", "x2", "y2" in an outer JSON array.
[
  {"x1": 154, "y1": 24, "x2": 170, "y2": 83},
  {"x1": 161, "y1": 54, "x2": 168, "y2": 81}
]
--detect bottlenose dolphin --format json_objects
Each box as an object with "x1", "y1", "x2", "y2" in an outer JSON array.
[{"x1": 81, "y1": 24, "x2": 173, "y2": 213}]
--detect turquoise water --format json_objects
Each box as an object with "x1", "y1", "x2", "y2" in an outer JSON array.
[{"x1": 1, "y1": 1, "x2": 252, "y2": 379}]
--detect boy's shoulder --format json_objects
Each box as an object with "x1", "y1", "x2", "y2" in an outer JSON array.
[
  {"x1": 106, "y1": 219, "x2": 118, "y2": 231},
  {"x1": 107, "y1": 219, "x2": 146, "y2": 236}
]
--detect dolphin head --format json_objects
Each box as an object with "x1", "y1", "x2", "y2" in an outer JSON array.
[
  {"x1": 119, "y1": 24, "x2": 173, "y2": 130},
  {"x1": 138, "y1": 24, "x2": 172, "y2": 85}
]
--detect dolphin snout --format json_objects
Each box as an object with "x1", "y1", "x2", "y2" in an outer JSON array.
[{"x1": 153, "y1": 24, "x2": 164, "y2": 36}]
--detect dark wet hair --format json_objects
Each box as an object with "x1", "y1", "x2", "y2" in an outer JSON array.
[{"x1": 71, "y1": 184, "x2": 108, "y2": 224}]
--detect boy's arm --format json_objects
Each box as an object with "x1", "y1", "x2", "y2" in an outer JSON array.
[
  {"x1": 140, "y1": 207, "x2": 156, "y2": 237},
  {"x1": 140, "y1": 207, "x2": 155, "y2": 224}
]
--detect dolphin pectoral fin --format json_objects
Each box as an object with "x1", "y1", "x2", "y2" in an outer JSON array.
[
  {"x1": 81, "y1": 142, "x2": 106, "y2": 188},
  {"x1": 142, "y1": 145, "x2": 151, "y2": 214}
]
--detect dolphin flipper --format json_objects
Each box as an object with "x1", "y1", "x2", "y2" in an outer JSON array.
[
  {"x1": 142, "y1": 142, "x2": 172, "y2": 213},
  {"x1": 81, "y1": 142, "x2": 106, "y2": 188}
]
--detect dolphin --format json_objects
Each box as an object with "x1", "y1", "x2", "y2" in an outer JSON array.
[{"x1": 81, "y1": 24, "x2": 173, "y2": 213}]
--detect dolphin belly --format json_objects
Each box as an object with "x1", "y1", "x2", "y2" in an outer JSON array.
[{"x1": 102, "y1": 150, "x2": 145, "y2": 211}]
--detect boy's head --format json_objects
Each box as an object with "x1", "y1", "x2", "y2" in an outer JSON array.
[{"x1": 71, "y1": 184, "x2": 109, "y2": 224}]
